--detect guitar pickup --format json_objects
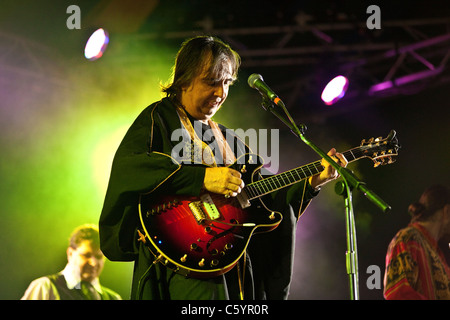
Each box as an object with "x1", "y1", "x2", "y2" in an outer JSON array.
[{"x1": 188, "y1": 194, "x2": 221, "y2": 224}]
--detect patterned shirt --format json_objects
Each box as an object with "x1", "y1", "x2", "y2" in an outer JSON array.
[{"x1": 383, "y1": 222, "x2": 450, "y2": 300}]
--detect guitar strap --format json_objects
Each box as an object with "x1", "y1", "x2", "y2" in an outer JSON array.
[
  {"x1": 175, "y1": 106, "x2": 236, "y2": 166},
  {"x1": 208, "y1": 120, "x2": 236, "y2": 166}
]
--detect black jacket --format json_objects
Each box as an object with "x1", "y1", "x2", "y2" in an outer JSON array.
[{"x1": 99, "y1": 98, "x2": 318, "y2": 299}]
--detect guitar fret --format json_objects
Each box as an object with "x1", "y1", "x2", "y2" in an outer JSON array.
[
  {"x1": 287, "y1": 171, "x2": 295, "y2": 184},
  {"x1": 304, "y1": 166, "x2": 313, "y2": 176},
  {"x1": 343, "y1": 150, "x2": 354, "y2": 162},
  {"x1": 305, "y1": 165, "x2": 313, "y2": 177},
  {"x1": 345, "y1": 148, "x2": 364, "y2": 162},
  {"x1": 245, "y1": 185, "x2": 257, "y2": 198},
  {"x1": 293, "y1": 168, "x2": 303, "y2": 181},
  {"x1": 251, "y1": 184, "x2": 261, "y2": 197},
  {"x1": 274, "y1": 178, "x2": 282, "y2": 189},
  {"x1": 297, "y1": 167, "x2": 305, "y2": 179},
  {"x1": 273, "y1": 176, "x2": 283, "y2": 189},
  {"x1": 260, "y1": 179, "x2": 270, "y2": 194}
]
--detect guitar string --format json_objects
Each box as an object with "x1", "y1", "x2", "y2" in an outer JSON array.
[{"x1": 242, "y1": 147, "x2": 369, "y2": 199}]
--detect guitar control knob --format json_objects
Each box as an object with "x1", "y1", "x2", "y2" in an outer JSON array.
[
  {"x1": 210, "y1": 259, "x2": 219, "y2": 267},
  {"x1": 204, "y1": 226, "x2": 212, "y2": 233},
  {"x1": 180, "y1": 254, "x2": 187, "y2": 263},
  {"x1": 198, "y1": 258, "x2": 205, "y2": 267},
  {"x1": 190, "y1": 243, "x2": 198, "y2": 251},
  {"x1": 224, "y1": 243, "x2": 233, "y2": 251}
]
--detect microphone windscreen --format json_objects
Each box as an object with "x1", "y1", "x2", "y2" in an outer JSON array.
[{"x1": 247, "y1": 73, "x2": 263, "y2": 88}]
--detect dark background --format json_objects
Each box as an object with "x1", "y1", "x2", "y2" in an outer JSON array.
[{"x1": 1, "y1": 0, "x2": 449, "y2": 300}]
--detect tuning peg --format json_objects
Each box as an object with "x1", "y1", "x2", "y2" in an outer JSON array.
[
  {"x1": 387, "y1": 130, "x2": 396, "y2": 140},
  {"x1": 373, "y1": 161, "x2": 381, "y2": 168},
  {"x1": 375, "y1": 136, "x2": 383, "y2": 142}
]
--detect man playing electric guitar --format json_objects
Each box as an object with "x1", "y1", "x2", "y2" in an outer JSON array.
[{"x1": 99, "y1": 36, "x2": 347, "y2": 300}]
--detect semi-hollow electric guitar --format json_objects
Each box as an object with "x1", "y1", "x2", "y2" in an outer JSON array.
[{"x1": 138, "y1": 130, "x2": 399, "y2": 278}]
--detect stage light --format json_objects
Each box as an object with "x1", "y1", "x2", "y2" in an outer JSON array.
[
  {"x1": 321, "y1": 75, "x2": 349, "y2": 105},
  {"x1": 84, "y1": 28, "x2": 109, "y2": 61}
]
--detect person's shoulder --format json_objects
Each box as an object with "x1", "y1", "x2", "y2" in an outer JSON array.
[
  {"x1": 100, "y1": 286, "x2": 123, "y2": 300},
  {"x1": 130, "y1": 98, "x2": 172, "y2": 127},
  {"x1": 392, "y1": 224, "x2": 423, "y2": 245},
  {"x1": 28, "y1": 275, "x2": 54, "y2": 287},
  {"x1": 137, "y1": 99, "x2": 166, "y2": 116},
  {"x1": 21, "y1": 275, "x2": 59, "y2": 300},
  {"x1": 143, "y1": 97, "x2": 178, "y2": 120}
]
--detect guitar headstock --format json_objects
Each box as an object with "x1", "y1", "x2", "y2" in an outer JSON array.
[{"x1": 360, "y1": 130, "x2": 400, "y2": 167}]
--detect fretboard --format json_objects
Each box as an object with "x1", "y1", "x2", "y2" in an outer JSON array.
[{"x1": 243, "y1": 147, "x2": 364, "y2": 200}]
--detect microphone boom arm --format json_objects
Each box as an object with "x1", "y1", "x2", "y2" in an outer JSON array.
[
  {"x1": 261, "y1": 97, "x2": 307, "y2": 137},
  {"x1": 259, "y1": 97, "x2": 390, "y2": 213},
  {"x1": 257, "y1": 90, "x2": 391, "y2": 301}
]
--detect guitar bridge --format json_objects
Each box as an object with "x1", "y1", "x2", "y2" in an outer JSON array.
[{"x1": 188, "y1": 194, "x2": 221, "y2": 224}]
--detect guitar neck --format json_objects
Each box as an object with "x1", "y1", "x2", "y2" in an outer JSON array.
[{"x1": 244, "y1": 148, "x2": 362, "y2": 200}]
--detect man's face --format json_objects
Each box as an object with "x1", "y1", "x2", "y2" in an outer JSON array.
[
  {"x1": 181, "y1": 59, "x2": 234, "y2": 123},
  {"x1": 67, "y1": 240, "x2": 105, "y2": 282}
]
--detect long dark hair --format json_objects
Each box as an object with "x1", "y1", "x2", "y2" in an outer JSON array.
[
  {"x1": 408, "y1": 185, "x2": 450, "y2": 222},
  {"x1": 161, "y1": 36, "x2": 241, "y2": 99}
]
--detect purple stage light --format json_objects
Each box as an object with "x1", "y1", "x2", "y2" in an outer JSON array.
[{"x1": 321, "y1": 75, "x2": 349, "y2": 105}]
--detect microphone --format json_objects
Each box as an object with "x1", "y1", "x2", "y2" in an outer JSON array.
[{"x1": 248, "y1": 73, "x2": 284, "y2": 107}]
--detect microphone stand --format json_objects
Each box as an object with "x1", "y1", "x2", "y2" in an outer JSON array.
[{"x1": 260, "y1": 97, "x2": 391, "y2": 300}]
